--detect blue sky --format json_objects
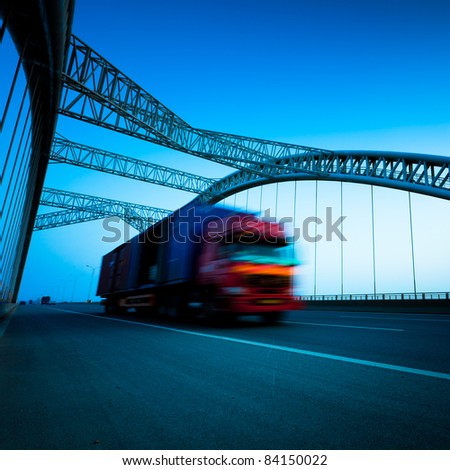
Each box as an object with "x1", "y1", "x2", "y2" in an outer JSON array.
[{"x1": 16, "y1": 0, "x2": 450, "y2": 300}]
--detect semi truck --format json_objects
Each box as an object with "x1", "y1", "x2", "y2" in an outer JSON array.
[{"x1": 97, "y1": 205, "x2": 300, "y2": 322}]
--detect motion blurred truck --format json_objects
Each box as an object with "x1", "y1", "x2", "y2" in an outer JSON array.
[{"x1": 97, "y1": 205, "x2": 300, "y2": 322}]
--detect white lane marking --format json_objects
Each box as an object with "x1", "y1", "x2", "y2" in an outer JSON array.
[
  {"x1": 51, "y1": 307, "x2": 450, "y2": 381},
  {"x1": 341, "y1": 315, "x2": 450, "y2": 322},
  {"x1": 282, "y1": 320, "x2": 403, "y2": 331}
]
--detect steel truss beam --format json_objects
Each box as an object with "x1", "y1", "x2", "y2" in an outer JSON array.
[
  {"x1": 196, "y1": 150, "x2": 450, "y2": 203},
  {"x1": 34, "y1": 209, "x2": 153, "y2": 232},
  {"x1": 37, "y1": 187, "x2": 172, "y2": 231},
  {"x1": 34, "y1": 210, "x2": 109, "y2": 231},
  {"x1": 59, "y1": 35, "x2": 331, "y2": 180},
  {"x1": 51, "y1": 137, "x2": 216, "y2": 193}
]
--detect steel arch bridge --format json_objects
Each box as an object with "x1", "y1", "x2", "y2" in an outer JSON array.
[
  {"x1": 35, "y1": 34, "x2": 450, "y2": 233},
  {"x1": 4, "y1": 0, "x2": 449, "y2": 305}
]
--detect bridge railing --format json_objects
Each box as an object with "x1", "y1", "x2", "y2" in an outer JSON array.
[{"x1": 299, "y1": 292, "x2": 450, "y2": 301}]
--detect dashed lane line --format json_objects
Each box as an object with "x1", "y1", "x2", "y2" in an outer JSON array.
[
  {"x1": 341, "y1": 315, "x2": 450, "y2": 322},
  {"x1": 282, "y1": 320, "x2": 403, "y2": 331}
]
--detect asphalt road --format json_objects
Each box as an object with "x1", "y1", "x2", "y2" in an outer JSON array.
[{"x1": 1, "y1": 303, "x2": 449, "y2": 449}]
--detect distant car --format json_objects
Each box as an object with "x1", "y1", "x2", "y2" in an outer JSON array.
[
  {"x1": 28, "y1": 300, "x2": 33, "y2": 304},
  {"x1": 19, "y1": 301, "x2": 26, "y2": 305}
]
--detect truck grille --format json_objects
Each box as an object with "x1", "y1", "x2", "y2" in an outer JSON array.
[{"x1": 246, "y1": 274, "x2": 290, "y2": 291}]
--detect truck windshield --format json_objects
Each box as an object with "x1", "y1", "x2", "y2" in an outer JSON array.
[{"x1": 220, "y1": 242, "x2": 299, "y2": 265}]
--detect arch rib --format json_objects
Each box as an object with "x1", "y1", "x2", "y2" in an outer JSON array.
[{"x1": 196, "y1": 150, "x2": 450, "y2": 203}]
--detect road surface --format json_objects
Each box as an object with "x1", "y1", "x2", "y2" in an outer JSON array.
[{"x1": 0, "y1": 303, "x2": 449, "y2": 449}]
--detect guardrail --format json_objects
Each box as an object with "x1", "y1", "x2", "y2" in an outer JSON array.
[{"x1": 299, "y1": 292, "x2": 450, "y2": 301}]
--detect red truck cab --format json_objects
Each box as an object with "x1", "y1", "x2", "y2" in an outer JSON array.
[{"x1": 196, "y1": 213, "x2": 300, "y2": 321}]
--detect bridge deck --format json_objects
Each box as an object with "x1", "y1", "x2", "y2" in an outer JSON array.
[{"x1": 1, "y1": 303, "x2": 449, "y2": 449}]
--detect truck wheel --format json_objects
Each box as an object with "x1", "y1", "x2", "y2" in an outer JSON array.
[
  {"x1": 104, "y1": 302, "x2": 115, "y2": 315},
  {"x1": 156, "y1": 300, "x2": 167, "y2": 316},
  {"x1": 105, "y1": 301, "x2": 126, "y2": 316},
  {"x1": 203, "y1": 298, "x2": 216, "y2": 320},
  {"x1": 263, "y1": 311, "x2": 283, "y2": 324},
  {"x1": 203, "y1": 298, "x2": 232, "y2": 326},
  {"x1": 176, "y1": 297, "x2": 193, "y2": 321},
  {"x1": 166, "y1": 294, "x2": 182, "y2": 319}
]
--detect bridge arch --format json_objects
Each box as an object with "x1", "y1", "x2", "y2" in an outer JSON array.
[{"x1": 198, "y1": 150, "x2": 450, "y2": 204}]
